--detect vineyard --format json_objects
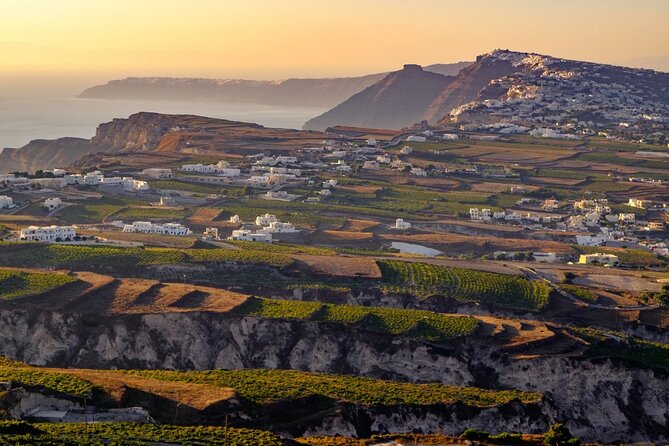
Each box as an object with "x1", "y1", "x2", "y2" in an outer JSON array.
[
  {"x1": 377, "y1": 260, "x2": 551, "y2": 310},
  {"x1": 0, "y1": 359, "x2": 93, "y2": 396},
  {"x1": 0, "y1": 422, "x2": 288, "y2": 446},
  {"x1": 129, "y1": 368, "x2": 541, "y2": 407},
  {"x1": 232, "y1": 297, "x2": 479, "y2": 342},
  {"x1": 0, "y1": 269, "x2": 77, "y2": 300},
  {"x1": 0, "y1": 242, "x2": 293, "y2": 269}
]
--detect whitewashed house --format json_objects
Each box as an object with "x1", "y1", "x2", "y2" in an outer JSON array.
[
  {"x1": 228, "y1": 229, "x2": 272, "y2": 243},
  {"x1": 122, "y1": 221, "x2": 192, "y2": 236},
  {"x1": 20, "y1": 225, "x2": 76, "y2": 242},
  {"x1": 0, "y1": 196, "x2": 15, "y2": 209},
  {"x1": 43, "y1": 197, "x2": 62, "y2": 210},
  {"x1": 255, "y1": 214, "x2": 278, "y2": 226},
  {"x1": 263, "y1": 221, "x2": 299, "y2": 233},
  {"x1": 395, "y1": 218, "x2": 411, "y2": 229},
  {"x1": 229, "y1": 215, "x2": 243, "y2": 224}
]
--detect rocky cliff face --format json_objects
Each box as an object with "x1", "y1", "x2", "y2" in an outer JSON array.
[
  {"x1": 0, "y1": 309, "x2": 667, "y2": 442},
  {"x1": 91, "y1": 112, "x2": 177, "y2": 152},
  {"x1": 0, "y1": 137, "x2": 95, "y2": 172}
]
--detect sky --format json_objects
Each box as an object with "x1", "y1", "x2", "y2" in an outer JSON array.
[{"x1": 1, "y1": 0, "x2": 668, "y2": 95}]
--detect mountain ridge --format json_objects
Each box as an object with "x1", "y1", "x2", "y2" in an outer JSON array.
[{"x1": 304, "y1": 65, "x2": 455, "y2": 131}]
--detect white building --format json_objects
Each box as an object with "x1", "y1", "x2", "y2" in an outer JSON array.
[
  {"x1": 142, "y1": 168, "x2": 173, "y2": 179},
  {"x1": 441, "y1": 133, "x2": 459, "y2": 140},
  {"x1": 628, "y1": 198, "x2": 649, "y2": 209},
  {"x1": 407, "y1": 135, "x2": 427, "y2": 142},
  {"x1": 202, "y1": 227, "x2": 219, "y2": 240},
  {"x1": 470, "y1": 208, "x2": 492, "y2": 222},
  {"x1": 122, "y1": 221, "x2": 192, "y2": 236},
  {"x1": 578, "y1": 253, "x2": 619, "y2": 266},
  {"x1": 43, "y1": 197, "x2": 62, "y2": 210},
  {"x1": 228, "y1": 229, "x2": 272, "y2": 243},
  {"x1": 400, "y1": 146, "x2": 413, "y2": 155},
  {"x1": 181, "y1": 163, "x2": 240, "y2": 177},
  {"x1": 52, "y1": 168, "x2": 67, "y2": 177},
  {"x1": 618, "y1": 213, "x2": 636, "y2": 224},
  {"x1": 410, "y1": 167, "x2": 427, "y2": 176},
  {"x1": 229, "y1": 215, "x2": 243, "y2": 224},
  {"x1": 263, "y1": 221, "x2": 299, "y2": 233},
  {"x1": 263, "y1": 191, "x2": 299, "y2": 201},
  {"x1": 395, "y1": 218, "x2": 411, "y2": 229},
  {"x1": 0, "y1": 196, "x2": 15, "y2": 209},
  {"x1": 322, "y1": 179, "x2": 338, "y2": 188},
  {"x1": 255, "y1": 213, "x2": 278, "y2": 226},
  {"x1": 366, "y1": 138, "x2": 377, "y2": 147},
  {"x1": 363, "y1": 161, "x2": 380, "y2": 170},
  {"x1": 20, "y1": 225, "x2": 76, "y2": 242}
]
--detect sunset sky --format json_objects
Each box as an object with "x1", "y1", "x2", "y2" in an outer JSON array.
[{"x1": 1, "y1": 0, "x2": 668, "y2": 94}]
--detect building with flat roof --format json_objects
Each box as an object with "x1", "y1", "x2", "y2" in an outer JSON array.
[{"x1": 20, "y1": 225, "x2": 76, "y2": 242}]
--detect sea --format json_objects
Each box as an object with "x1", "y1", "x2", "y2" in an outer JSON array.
[{"x1": 0, "y1": 96, "x2": 327, "y2": 152}]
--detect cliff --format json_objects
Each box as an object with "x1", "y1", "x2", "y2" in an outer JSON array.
[
  {"x1": 0, "y1": 137, "x2": 96, "y2": 172},
  {"x1": 0, "y1": 309, "x2": 667, "y2": 442},
  {"x1": 304, "y1": 65, "x2": 454, "y2": 131}
]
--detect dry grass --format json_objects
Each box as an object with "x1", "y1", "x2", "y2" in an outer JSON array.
[
  {"x1": 294, "y1": 254, "x2": 381, "y2": 279},
  {"x1": 49, "y1": 368, "x2": 236, "y2": 410},
  {"x1": 340, "y1": 219, "x2": 380, "y2": 232}
]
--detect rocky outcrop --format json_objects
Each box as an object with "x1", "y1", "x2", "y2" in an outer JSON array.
[
  {"x1": 0, "y1": 137, "x2": 95, "y2": 172},
  {"x1": 304, "y1": 65, "x2": 454, "y2": 131},
  {"x1": 91, "y1": 112, "x2": 177, "y2": 152},
  {"x1": 0, "y1": 310, "x2": 667, "y2": 442}
]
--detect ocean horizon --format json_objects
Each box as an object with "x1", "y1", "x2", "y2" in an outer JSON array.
[{"x1": 0, "y1": 96, "x2": 326, "y2": 153}]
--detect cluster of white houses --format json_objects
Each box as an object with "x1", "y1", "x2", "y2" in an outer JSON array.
[
  {"x1": 226, "y1": 213, "x2": 299, "y2": 243},
  {"x1": 181, "y1": 161, "x2": 240, "y2": 177},
  {"x1": 65, "y1": 171, "x2": 150, "y2": 191}
]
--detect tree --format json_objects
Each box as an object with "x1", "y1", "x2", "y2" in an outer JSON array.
[{"x1": 543, "y1": 423, "x2": 579, "y2": 446}]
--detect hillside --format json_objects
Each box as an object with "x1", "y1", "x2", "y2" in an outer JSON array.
[
  {"x1": 304, "y1": 65, "x2": 455, "y2": 130},
  {"x1": 305, "y1": 49, "x2": 669, "y2": 132},
  {"x1": 78, "y1": 62, "x2": 471, "y2": 108},
  {"x1": 432, "y1": 49, "x2": 669, "y2": 129}
]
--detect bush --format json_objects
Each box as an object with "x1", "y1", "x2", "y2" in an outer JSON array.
[
  {"x1": 543, "y1": 423, "x2": 579, "y2": 446},
  {"x1": 461, "y1": 428, "x2": 490, "y2": 441}
]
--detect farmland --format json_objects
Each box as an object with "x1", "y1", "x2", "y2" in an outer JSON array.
[
  {"x1": 378, "y1": 260, "x2": 551, "y2": 310},
  {"x1": 232, "y1": 296, "x2": 479, "y2": 342},
  {"x1": 0, "y1": 422, "x2": 288, "y2": 446},
  {"x1": 0, "y1": 269, "x2": 76, "y2": 300},
  {"x1": 129, "y1": 368, "x2": 540, "y2": 406}
]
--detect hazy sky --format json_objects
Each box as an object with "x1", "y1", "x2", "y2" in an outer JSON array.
[{"x1": 1, "y1": 0, "x2": 668, "y2": 95}]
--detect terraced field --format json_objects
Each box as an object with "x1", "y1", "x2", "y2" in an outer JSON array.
[
  {"x1": 378, "y1": 260, "x2": 551, "y2": 310},
  {"x1": 0, "y1": 269, "x2": 77, "y2": 300},
  {"x1": 0, "y1": 242, "x2": 293, "y2": 269},
  {"x1": 232, "y1": 297, "x2": 479, "y2": 342}
]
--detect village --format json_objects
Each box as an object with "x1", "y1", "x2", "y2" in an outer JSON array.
[{"x1": 2, "y1": 127, "x2": 668, "y2": 273}]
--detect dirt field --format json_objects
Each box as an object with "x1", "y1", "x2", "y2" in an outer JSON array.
[
  {"x1": 48, "y1": 368, "x2": 236, "y2": 410},
  {"x1": 294, "y1": 254, "x2": 381, "y2": 279}
]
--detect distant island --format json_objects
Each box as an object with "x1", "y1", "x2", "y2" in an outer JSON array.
[{"x1": 78, "y1": 62, "x2": 472, "y2": 108}]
